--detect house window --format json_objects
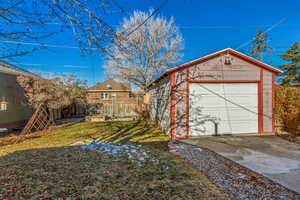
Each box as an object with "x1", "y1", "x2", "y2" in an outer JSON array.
[
  {"x1": 0, "y1": 101, "x2": 7, "y2": 111},
  {"x1": 111, "y1": 93, "x2": 116, "y2": 98},
  {"x1": 101, "y1": 93, "x2": 109, "y2": 100}
]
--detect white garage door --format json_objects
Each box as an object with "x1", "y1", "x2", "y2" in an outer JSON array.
[{"x1": 189, "y1": 83, "x2": 258, "y2": 136}]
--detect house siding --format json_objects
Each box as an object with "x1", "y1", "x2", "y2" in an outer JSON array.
[
  {"x1": 86, "y1": 91, "x2": 132, "y2": 104},
  {"x1": 0, "y1": 72, "x2": 33, "y2": 128}
]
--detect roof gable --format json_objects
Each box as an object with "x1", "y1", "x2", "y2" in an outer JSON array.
[
  {"x1": 170, "y1": 48, "x2": 283, "y2": 74},
  {"x1": 150, "y1": 48, "x2": 283, "y2": 86}
]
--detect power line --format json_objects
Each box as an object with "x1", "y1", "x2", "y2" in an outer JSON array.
[
  {"x1": 111, "y1": 0, "x2": 129, "y2": 15},
  {"x1": 9, "y1": 62, "x2": 97, "y2": 69},
  {"x1": 0, "y1": 40, "x2": 290, "y2": 53},
  {"x1": 125, "y1": 0, "x2": 169, "y2": 36},
  {"x1": 0, "y1": 40, "x2": 211, "y2": 51},
  {"x1": 236, "y1": 7, "x2": 300, "y2": 50},
  {"x1": 179, "y1": 24, "x2": 300, "y2": 29},
  {"x1": 0, "y1": 40, "x2": 100, "y2": 50},
  {"x1": 28, "y1": 22, "x2": 300, "y2": 29}
]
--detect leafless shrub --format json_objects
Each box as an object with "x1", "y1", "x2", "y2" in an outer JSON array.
[{"x1": 16, "y1": 74, "x2": 87, "y2": 110}]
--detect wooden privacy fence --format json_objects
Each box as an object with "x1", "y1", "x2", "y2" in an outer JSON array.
[
  {"x1": 98, "y1": 102, "x2": 139, "y2": 117},
  {"x1": 51, "y1": 102, "x2": 145, "y2": 119},
  {"x1": 21, "y1": 101, "x2": 150, "y2": 134},
  {"x1": 52, "y1": 103, "x2": 87, "y2": 120}
]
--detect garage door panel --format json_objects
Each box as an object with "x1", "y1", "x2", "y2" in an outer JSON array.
[
  {"x1": 223, "y1": 98, "x2": 257, "y2": 107},
  {"x1": 195, "y1": 106, "x2": 258, "y2": 116},
  {"x1": 224, "y1": 108, "x2": 258, "y2": 118},
  {"x1": 191, "y1": 97, "x2": 255, "y2": 104},
  {"x1": 200, "y1": 106, "x2": 258, "y2": 111},
  {"x1": 223, "y1": 83, "x2": 257, "y2": 91},
  {"x1": 190, "y1": 110, "x2": 258, "y2": 121},
  {"x1": 230, "y1": 121, "x2": 258, "y2": 133},
  {"x1": 191, "y1": 94, "x2": 257, "y2": 106},
  {"x1": 189, "y1": 121, "x2": 216, "y2": 136},
  {"x1": 189, "y1": 83, "x2": 258, "y2": 136}
]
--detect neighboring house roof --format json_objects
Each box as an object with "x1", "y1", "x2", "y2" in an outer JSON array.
[
  {"x1": 133, "y1": 88, "x2": 145, "y2": 96},
  {"x1": 0, "y1": 60, "x2": 38, "y2": 77},
  {"x1": 88, "y1": 79, "x2": 131, "y2": 91},
  {"x1": 149, "y1": 48, "x2": 283, "y2": 87}
]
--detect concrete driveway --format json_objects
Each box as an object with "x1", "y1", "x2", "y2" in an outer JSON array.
[{"x1": 184, "y1": 135, "x2": 300, "y2": 193}]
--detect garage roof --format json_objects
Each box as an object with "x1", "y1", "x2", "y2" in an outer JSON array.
[{"x1": 149, "y1": 48, "x2": 283, "y2": 87}]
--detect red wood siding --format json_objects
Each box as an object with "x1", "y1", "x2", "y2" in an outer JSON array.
[
  {"x1": 262, "y1": 70, "x2": 273, "y2": 133},
  {"x1": 172, "y1": 68, "x2": 188, "y2": 138}
]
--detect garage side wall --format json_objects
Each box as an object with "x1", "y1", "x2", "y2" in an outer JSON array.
[
  {"x1": 172, "y1": 69, "x2": 188, "y2": 138},
  {"x1": 149, "y1": 76, "x2": 171, "y2": 135}
]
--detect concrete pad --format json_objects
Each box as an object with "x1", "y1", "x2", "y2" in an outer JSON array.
[{"x1": 184, "y1": 135, "x2": 300, "y2": 193}]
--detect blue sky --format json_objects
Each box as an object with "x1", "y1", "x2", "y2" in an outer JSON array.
[{"x1": 5, "y1": 0, "x2": 300, "y2": 86}]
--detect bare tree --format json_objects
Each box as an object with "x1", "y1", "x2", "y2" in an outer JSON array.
[
  {"x1": 0, "y1": 0, "x2": 124, "y2": 59},
  {"x1": 105, "y1": 9, "x2": 183, "y2": 91}
]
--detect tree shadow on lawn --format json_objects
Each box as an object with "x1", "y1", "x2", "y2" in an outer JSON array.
[
  {"x1": 0, "y1": 145, "x2": 228, "y2": 200},
  {"x1": 0, "y1": 121, "x2": 108, "y2": 147},
  {"x1": 0, "y1": 120, "x2": 167, "y2": 152},
  {"x1": 92, "y1": 120, "x2": 169, "y2": 144}
]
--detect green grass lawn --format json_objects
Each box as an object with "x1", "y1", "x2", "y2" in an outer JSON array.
[{"x1": 0, "y1": 120, "x2": 229, "y2": 199}]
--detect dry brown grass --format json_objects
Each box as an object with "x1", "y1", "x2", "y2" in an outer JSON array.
[{"x1": 0, "y1": 121, "x2": 229, "y2": 199}]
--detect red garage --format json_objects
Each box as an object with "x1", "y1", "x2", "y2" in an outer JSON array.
[{"x1": 149, "y1": 48, "x2": 282, "y2": 139}]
